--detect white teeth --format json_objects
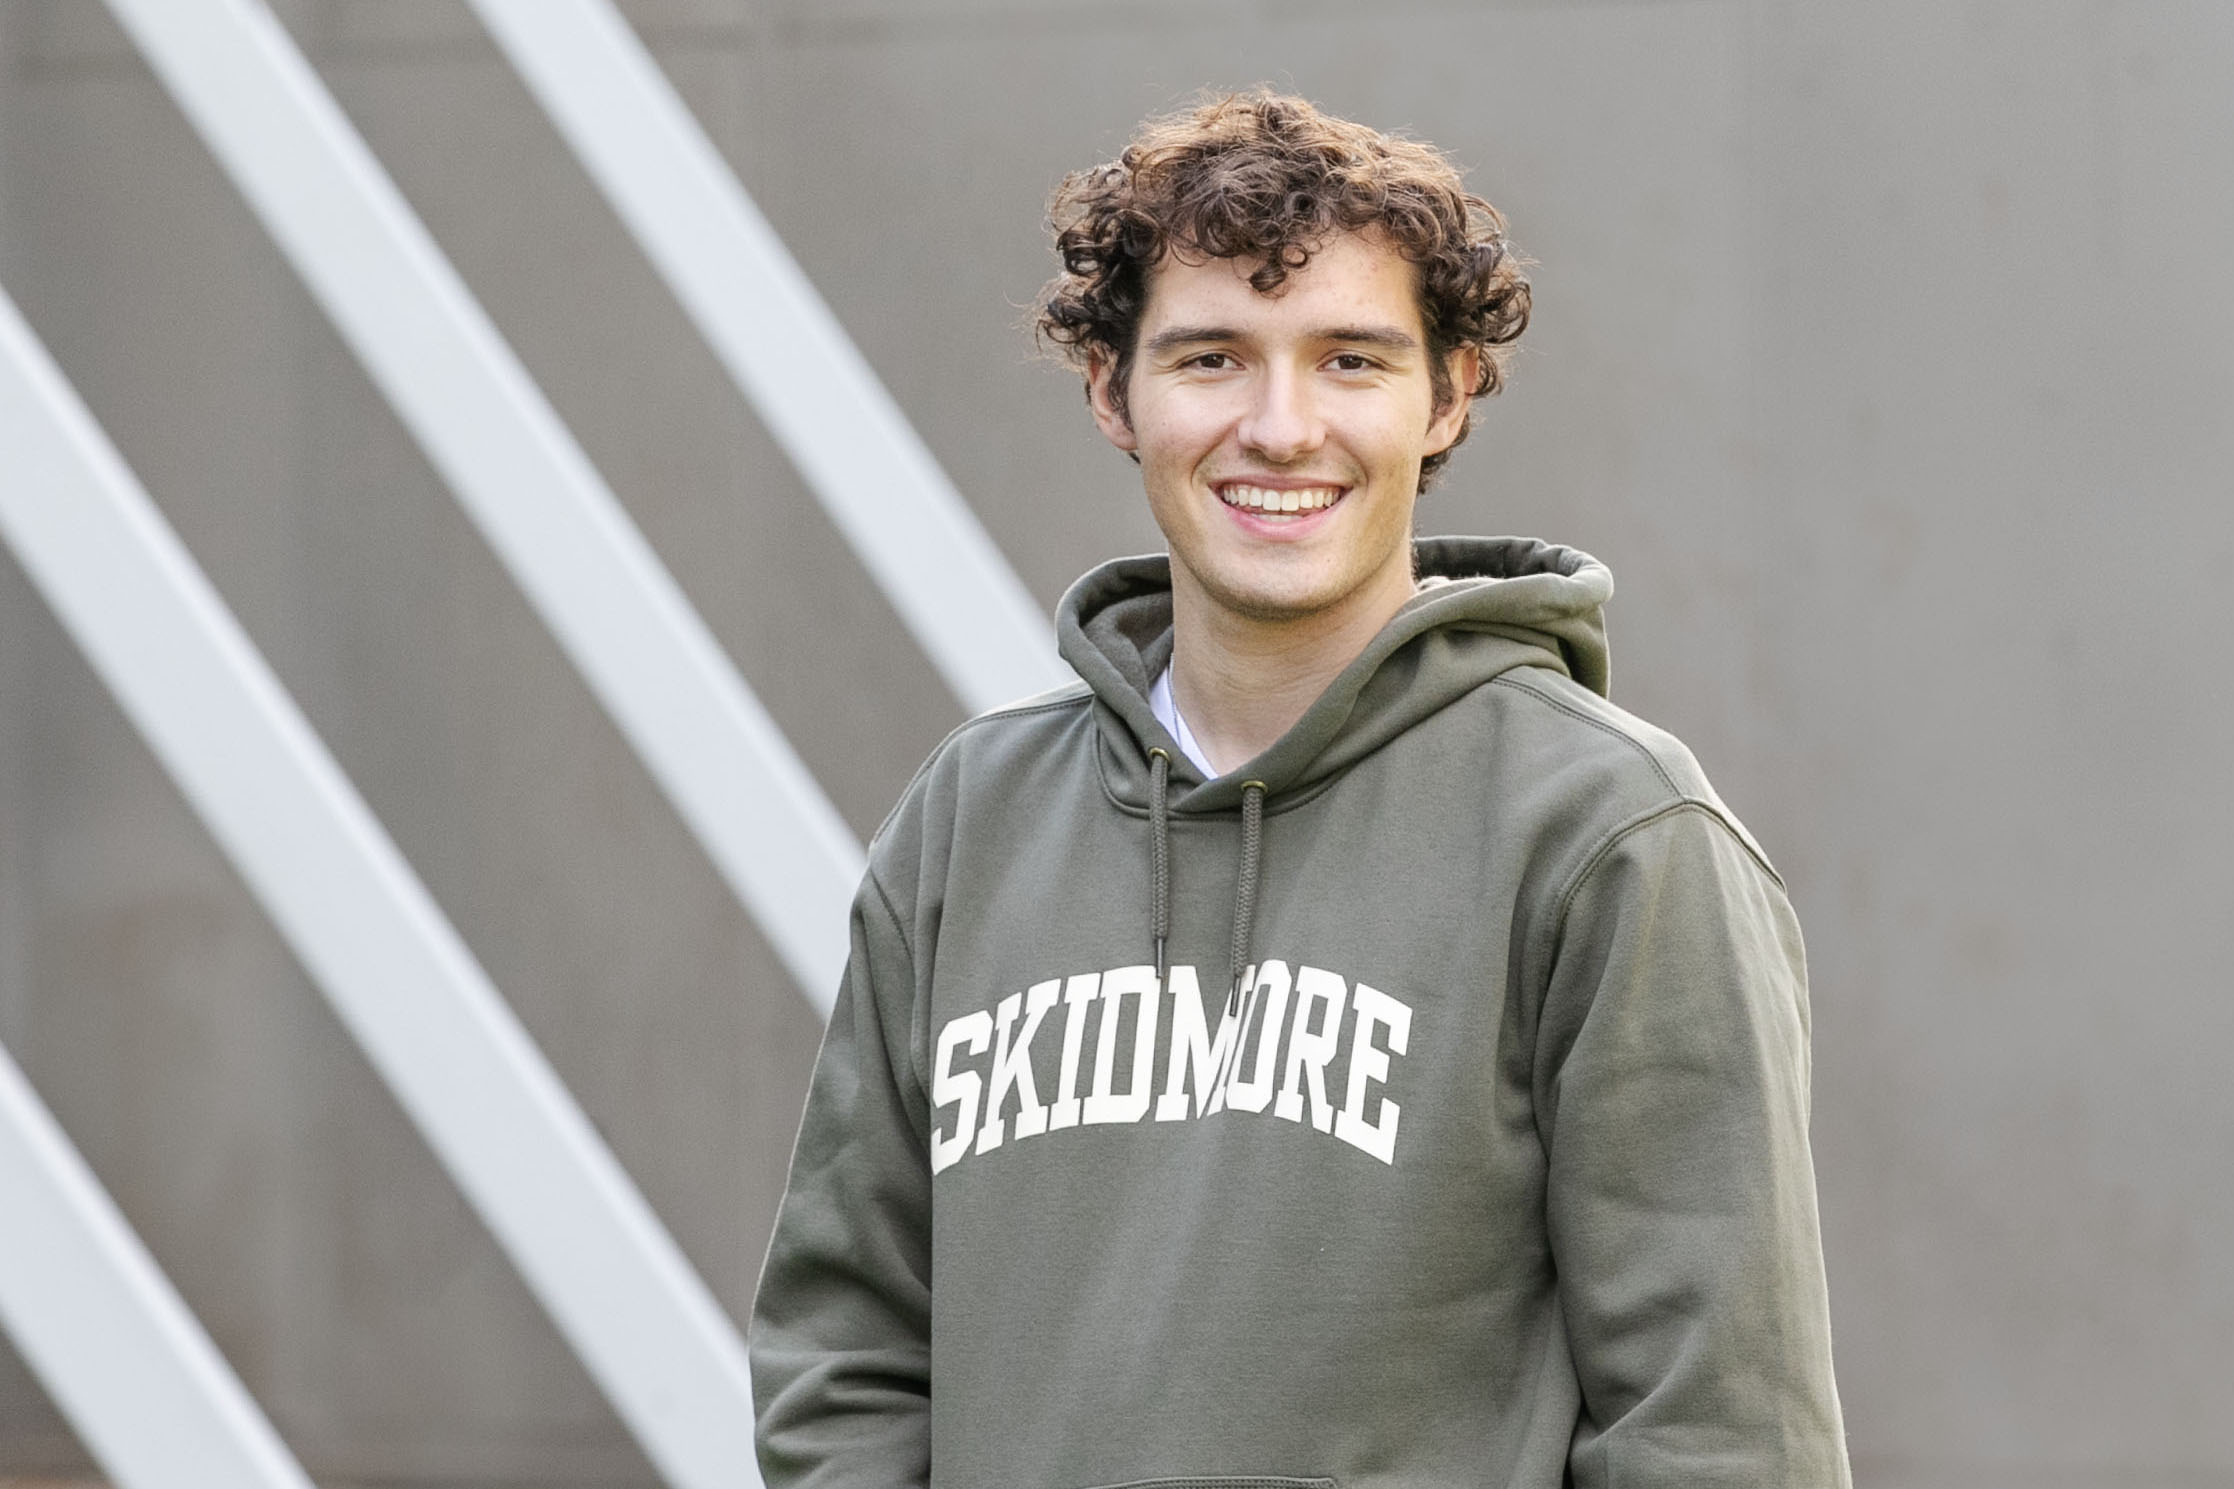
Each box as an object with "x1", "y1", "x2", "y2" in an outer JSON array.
[{"x1": 1219, "y1": 484, "x2": 1341, "y2": 513}]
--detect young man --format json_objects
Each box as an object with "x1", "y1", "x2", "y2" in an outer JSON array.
[{"x1": 750, "y1": 91, "x2": 1850, "y2": 1487}]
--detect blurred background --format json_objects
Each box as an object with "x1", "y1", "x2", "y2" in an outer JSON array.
[{"x1": 1, "y1": 0, "x2": 2229, "y2": 1485}]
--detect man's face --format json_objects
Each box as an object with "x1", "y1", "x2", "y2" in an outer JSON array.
[{"x1": 1089, "y1": 230, "x2": 1474, "y2": 633}]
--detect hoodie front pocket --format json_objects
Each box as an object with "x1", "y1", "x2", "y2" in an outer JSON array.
[{"x1": 1081, "y1": 1480, "x2": 1336, "y2": 1489}]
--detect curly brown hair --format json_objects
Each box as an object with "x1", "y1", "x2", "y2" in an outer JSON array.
[{"x1": 1037, "y1": 88, "x2": 1531, "y2": 488}]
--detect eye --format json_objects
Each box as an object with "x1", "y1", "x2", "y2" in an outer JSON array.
[
  {"x1": 1329, "y1": 352, "x2": 1377, "y2": 372},
  {"x1": 1186, "y1": 351, "x2": 1236, "y2": 371}
]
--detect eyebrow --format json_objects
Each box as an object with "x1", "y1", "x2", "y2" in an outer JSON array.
[
  {"x1": 1314, "y1": 325, "x2": 1421, "y2": 351},
  {"x1": 1141, "y1": 323, "x2": 1421, "y2": 356},
  {"x1": 1141, "y1": 325, "x2": 1242, "y2": 356}
]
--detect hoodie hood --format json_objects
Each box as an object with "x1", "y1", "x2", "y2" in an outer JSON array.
[{"x1": 1057, "y1": 534, "x2": 1615, "y2": 814}]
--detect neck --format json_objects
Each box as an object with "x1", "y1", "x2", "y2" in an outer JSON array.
[{"x1": 1167, "y1": 567, "x2": 1414, "y2": 775}]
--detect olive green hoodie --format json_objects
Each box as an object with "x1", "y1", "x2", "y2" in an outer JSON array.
[{"x1": 751, "y1": 537, "x2": 1849, "y2": 1488}]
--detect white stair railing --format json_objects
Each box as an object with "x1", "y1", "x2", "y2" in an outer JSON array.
[
  {"x1": 103, "y1": 0, "x2": 862, "y2": 1018},
  {"x1": 0, "y1": 1038, "x2": 316, "y2": 1489},
  {"x1": 0, "y1": 282, "x2": 763, "y2": 1489},
  {"x1": 467, "y1": 0, "x2": 1067, "y2": 715}
]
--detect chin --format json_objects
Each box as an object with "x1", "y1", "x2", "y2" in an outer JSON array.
[{"x1": 1200, "y1": 575, "x2": 1348, "y2": 624}]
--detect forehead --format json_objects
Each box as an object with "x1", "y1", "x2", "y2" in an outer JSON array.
[{"x1": 1138, "y1": 230, "x2": 1425, "y2": 338}]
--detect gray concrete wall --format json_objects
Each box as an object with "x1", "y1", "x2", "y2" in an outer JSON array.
[{"x1": 1, "y1": 0, "x2": 2228, "y2": 1484}]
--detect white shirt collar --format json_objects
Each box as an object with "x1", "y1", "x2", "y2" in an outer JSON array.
[{"x1": 1148, "y1": 666, "x2": 1220, "y2": 779}]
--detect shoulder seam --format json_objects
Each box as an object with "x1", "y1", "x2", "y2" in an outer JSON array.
[
  {"x1": 971, "y1": 687, "x2": 1093, "y2": 723},
  {"x1": 858, "y1": 865, "x2": 933, "y2": 1136},
  {"x1": 861, "y1": 862, "x2": 912, "y2": 962},
  {"x1": 1549, "y1": 798, "x2": 1787, "y2": 949},
  {"x1": 1488, "y1": 672, "x2": 1683, "y2": 798},
  {"x1": 936, "y1": 687, "x2": 1093, "y2": 754}
]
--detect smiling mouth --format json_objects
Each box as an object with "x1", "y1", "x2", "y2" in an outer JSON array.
[{"x1": 1215, "y1": 482, "x2": 1346, "y2": 517}]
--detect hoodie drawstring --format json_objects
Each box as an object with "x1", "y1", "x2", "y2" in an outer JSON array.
[
  {"x1": 1148, "y1": 748, "x2": 1171, "y2": 989},
  {"x1": 1227, "y1": 781, "x2": 1267, "y2": 1016},
  {"x1": 1145, "y1": 752, "x2": 1267, "y2": 1018}
]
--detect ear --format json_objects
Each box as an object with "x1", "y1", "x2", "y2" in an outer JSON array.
[
  {"x1": 1086, "y1": 351, "x2": 1138, "y2": 453},
  {"x1": 1424, "y1": 345, "x2": 1482, "y2": 455}
]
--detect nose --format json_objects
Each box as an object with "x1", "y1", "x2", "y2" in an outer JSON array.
[{"x1": 1235, "y1": 365, "x2": 1325, "y2": 464}]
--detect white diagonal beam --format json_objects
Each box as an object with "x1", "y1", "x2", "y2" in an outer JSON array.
[
  {"x1": 102, "y1": 0, "x2": 858, "y2": 1017},
  {"x1": 466, "y1": 0, "x2": 1065, "y2": 716},
  {"x1": 0, "y1": 284, "x2": 761, "y2": 1489},
  {"x1": 0, "y1": 1038, "x2": 316, "y2": 1489}
]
